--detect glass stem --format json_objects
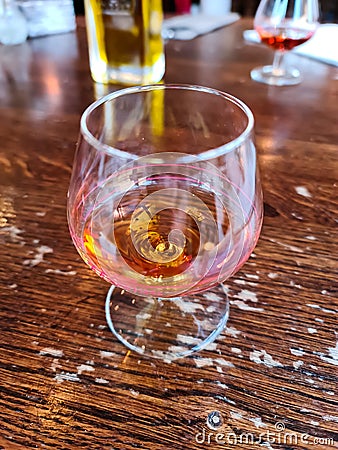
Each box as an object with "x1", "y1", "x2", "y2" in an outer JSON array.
[{"x1": 272, "y1": 51, "x2": 285, "y2": 76}]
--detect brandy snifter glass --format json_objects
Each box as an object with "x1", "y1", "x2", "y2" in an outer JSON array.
[
  {"x1": 251, "y1": 0, "x2": 319, "y2": 86},
  {"x1": 67, "y1": 84, "x2": 263, "y2": 359}
]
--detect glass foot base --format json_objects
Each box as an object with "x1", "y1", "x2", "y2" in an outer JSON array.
[
  {"x1": 250, "y1": 65, "x2": 302, "y2": 86},
  {"x1": 105, "y1": 285, "x2": 229, "y2": 360}
]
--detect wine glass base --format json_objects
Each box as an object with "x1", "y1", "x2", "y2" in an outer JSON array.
[
  {"x1": 250, "y1": 65, "x2": 302, "y2": 86},
  {"x1": 105, "y1": 285, "x2": 229, "y2": 360}
]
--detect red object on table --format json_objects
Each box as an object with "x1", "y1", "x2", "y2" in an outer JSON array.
[{"x1": 175, "y1": 0, "x2": 191, "y2": 13}]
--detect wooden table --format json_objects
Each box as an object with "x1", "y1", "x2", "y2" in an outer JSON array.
[{"x1": 0, "y1": 18, "x2": 337, "y2": 450}]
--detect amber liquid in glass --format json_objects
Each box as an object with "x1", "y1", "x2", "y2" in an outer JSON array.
[
  {"x1": 85, "y1": 0, "x2": 165, "y2": 84},
  {"x1": 80, "y1": 174, "x2": 237, "y2": 295},
  {"x1": 257, "y1": 26, "x2": 314, "y2": 51}
]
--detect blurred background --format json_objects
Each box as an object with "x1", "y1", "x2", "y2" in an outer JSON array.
[{"x1": 73, "y1": 0, "x2": 338, "y2": 23}]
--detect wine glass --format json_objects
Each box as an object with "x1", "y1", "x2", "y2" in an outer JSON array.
[
  {"x1": 67, "y1": 84, "x2": 263, "y2": 360},
  {"x1": 250, "y1": 0, "x2": 319, "y2": 86}
]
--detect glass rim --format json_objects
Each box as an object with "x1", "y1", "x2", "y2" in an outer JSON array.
[{"x1": 80, "y1": 83, "x2": 255, "y2": 162}]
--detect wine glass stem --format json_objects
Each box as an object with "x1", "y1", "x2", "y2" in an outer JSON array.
[{"x1": 272, "y1": 51, "x2": 285, "y2": 76}]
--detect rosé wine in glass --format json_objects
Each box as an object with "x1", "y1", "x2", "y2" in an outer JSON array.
[{"x1": 68, "y1": 84, "x2": 263, "y2": 359}]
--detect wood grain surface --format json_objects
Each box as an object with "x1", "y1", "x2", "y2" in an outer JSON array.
[{"x1": 0, "y1": 18, "x2": 337, "y2": 450}]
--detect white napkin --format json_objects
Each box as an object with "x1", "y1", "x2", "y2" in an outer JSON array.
[
  {"x1": 163, "y1": 13, "x2": 240, "y2": 40},
  {"x1": 243, "y1": 24, "x2": 338, "y2": 67}
]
